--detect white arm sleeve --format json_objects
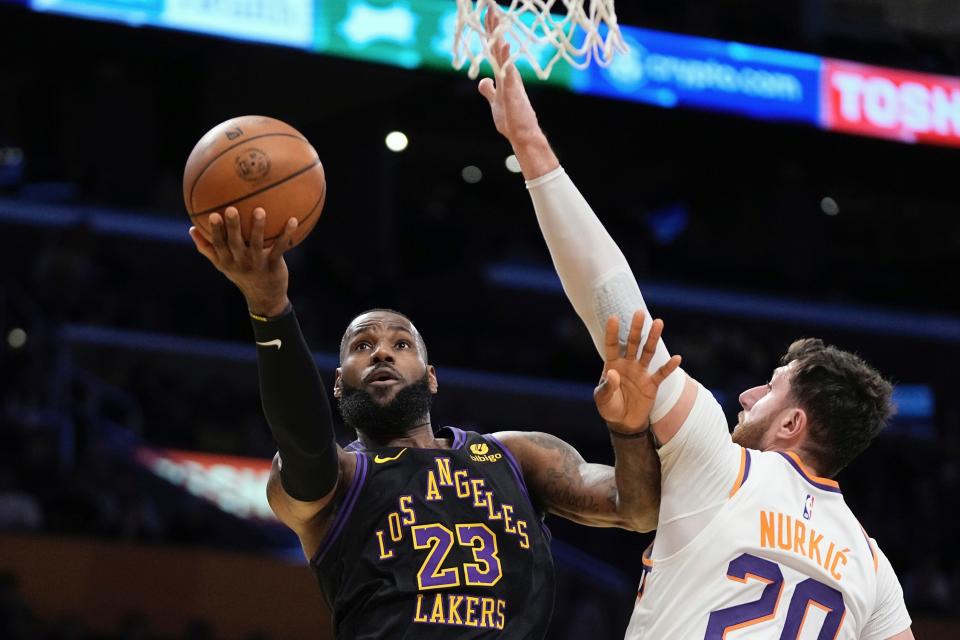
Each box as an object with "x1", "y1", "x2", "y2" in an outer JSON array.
[
  {"x1": 861, "y1": 543, "x2": 912, "y2": 640},
  {"x1": 526, "y1": 167, "x2": 684, "y2": 421}
]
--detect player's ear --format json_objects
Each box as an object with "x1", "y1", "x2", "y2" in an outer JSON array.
[
  {"x1": 427, "y1": 365, "x2": 438, "y2": 394},
  {"x1": 333, "y1": 368, "x2": 344, "y2": 398},
  {"x1": 780, "y1": 407, "x2": 806, "y2": 440}
]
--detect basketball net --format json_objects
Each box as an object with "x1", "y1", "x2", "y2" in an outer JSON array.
[{"x1": 453, "y1": 0, "x2": 629, "y2": 80}]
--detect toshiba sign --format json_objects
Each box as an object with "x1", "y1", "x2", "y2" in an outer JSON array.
[{"x1": 823, "y1": 59, "x2": 960, "y2": 147}]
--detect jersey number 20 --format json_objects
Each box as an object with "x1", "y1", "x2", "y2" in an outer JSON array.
[{"x1": 705, "y1": 553, "x2": 845, "y2": 639}]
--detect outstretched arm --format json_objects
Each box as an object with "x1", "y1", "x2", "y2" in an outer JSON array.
[
  {"x1": 189, "y1": 208, "x2": 343, "y2": 535},
  {"x1": 496, "y1": 430, "x2": 659, "y2": 532},
  {"x1": 497, "y1": 312, "x2": 681, "y2": 532},
  {"x1": 479, "y1": 10, "x2": 694, "y2": 444}
]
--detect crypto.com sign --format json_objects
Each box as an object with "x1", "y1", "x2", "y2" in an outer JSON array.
[{"x1": 823, "y1": 59, "x2": 960, "y2": 148}]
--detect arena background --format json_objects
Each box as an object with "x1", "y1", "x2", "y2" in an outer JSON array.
[{"x1": 1, "y1": 1, "x2": 958, "y2": 638}]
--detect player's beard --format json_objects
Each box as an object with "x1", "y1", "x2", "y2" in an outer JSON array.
[
  {"x1": 338, "y1": 372, "x2": 434, "y2": 439},
  {"x1": 731, "y1": 410, "x2": 775, "y2": 450}
]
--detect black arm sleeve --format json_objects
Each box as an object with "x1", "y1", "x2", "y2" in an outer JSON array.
[{"x1": 251, "y1": 304, "x2": 339, "y2": 501}]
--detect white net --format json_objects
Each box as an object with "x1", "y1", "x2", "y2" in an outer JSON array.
[{"x1": 453, "y1": 0, "x2": 629, "y2": 80}]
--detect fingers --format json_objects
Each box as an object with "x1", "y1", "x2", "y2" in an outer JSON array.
[
  {"x1": 267, "y1": 217, "x2": 298, "y2": 264},
  {"x1": 224, "y1": 207, "x2": 246, "y2": 257},
  {"x1": 594, "y1": 368, "x2": 621, "y2": 405},
  {"x1": 207, "y1": 208, "x2": 297, "y2": 268},
  {"x1": 496, "y1": 39, "x2": 510, "y2": 68},
  {"x1": 478, "y1": 43, "x2": 517, "y2": 101},
  {"x1": 624, "y1": 310, "x2": 646, "y2": 360},
  {"x1": 638, "y1": 317, "x2": 663, "y2": 367},
  {"x1": 493, "y1": 39, "x2": 515, "y2": 83},
  {"x1": 482, "y1": 4, "x2": 513, "y2": 80},
  {"x1": 250, "y1": 207, "x2": 266, "y2": 253},
  {"x1": 208, "y1": 213, "x2": 233, "y2": 264},
  {"x1": 603, "y1": 315, "x2": 621, "y2": 362},
  {"x1": 484, "y1": 3, "x2": 501, "y2": 35},
  {"x1": 188, "y1": 226, "x2": 218, "y2": 264},
  {"x1": 478, "y1": 77, "x2": 496, "y2": 103},
  {"x1": 651, "y1": 355, "x2": 683, "y2": 386}
]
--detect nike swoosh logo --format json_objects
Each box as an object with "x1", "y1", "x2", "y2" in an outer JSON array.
[
  {"x1": 256, "y1": 339, "x2": 282, "y2": 350},
  {"x1": 374, "y1": 448, "x2": 407, "y2": 464}
]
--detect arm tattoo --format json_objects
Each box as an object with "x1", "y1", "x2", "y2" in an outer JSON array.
[{"x1": 521, "y1": 432, "x2": 616, "y2": 518}]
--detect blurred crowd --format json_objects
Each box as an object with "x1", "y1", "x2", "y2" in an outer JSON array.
[{"x1": 0, "y1": 569, "x2": 266, "y2": 640}]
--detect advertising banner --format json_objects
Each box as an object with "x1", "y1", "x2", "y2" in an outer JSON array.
[
  {"x1": 30, "y1": 0, "x2": 163, "y2": 23},
  {"x1": 823, "y1": 58, "x2": 960, "y2": 147},
  {"x1": 163, "y1": 0, "x2": 313, "y2": 48},
  {"x1": 136, "y1": 447, "x2": 275, "y2": 521},
  {"x1": 574, "y1": 26, "x2": 822, "y2": 125},
  {"x1": 32, "y1": 0, "x2": 312, "y2": 47},
  {"x1": 313, "y1": 0, "x2": 575, "y2": 85},
  {"x1": 22, "y1": 1, "x2": 960, "y2": 148}
]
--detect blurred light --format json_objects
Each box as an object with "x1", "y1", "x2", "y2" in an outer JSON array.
[
  {"x1": 891, "y1": 384, "x2": 934, "y2": 419},
  {"x1": 7, "y1": 328, "x2": 27, "y2": 349},
  {"x1": 0, "y1": 147, "x2": 24, "y2": 166},
  {"x1": 461, "y1": 166, "x2": 483, "y2": 183},
  {"x1": 820, "y1": 197, "x2": 839, "y2": 216},
  {"x1": 645, "y1": 203, "x2": 689, "y2": 245},
  {"x1": 385, "y1": 131, "x2": 409, "y2": 152},
  {"x1": 0, "y1": 147, "x2": 25, "y2": 188},
  {"x1": 505, "y1": 154, "x2": 522, "y2": 173}
]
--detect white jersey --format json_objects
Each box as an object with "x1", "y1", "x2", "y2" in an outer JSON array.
[{"x1": 626, "y1": 383, "x2": 911, "y2": 640}]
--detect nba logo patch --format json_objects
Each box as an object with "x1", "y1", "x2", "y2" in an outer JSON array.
[{"x1": 803, "y1": 494, "x2": 815, "y2": 520}]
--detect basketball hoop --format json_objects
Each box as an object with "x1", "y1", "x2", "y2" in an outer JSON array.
[{"x1": 453, "y1": 0, "x2": 629, "y2": 80}]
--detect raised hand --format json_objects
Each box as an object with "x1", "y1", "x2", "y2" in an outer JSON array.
[
  {"x1": 188, "y1": 206, "x2": 298, "y2": 317},
  {"x1": 476, "y1": 6, "x2": 543, "y2": 146},
  {"x1": 594, "y1": 311, "x2": 683, "y2": 434}
]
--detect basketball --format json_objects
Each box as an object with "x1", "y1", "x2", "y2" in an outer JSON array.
[{"x1": 183, "y1": 115, "x2": 326, "y2": 248}]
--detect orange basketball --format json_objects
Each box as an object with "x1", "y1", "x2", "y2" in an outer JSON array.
[{"x1": 183, "y1": 115, "x2": 326, "y2": 248}]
